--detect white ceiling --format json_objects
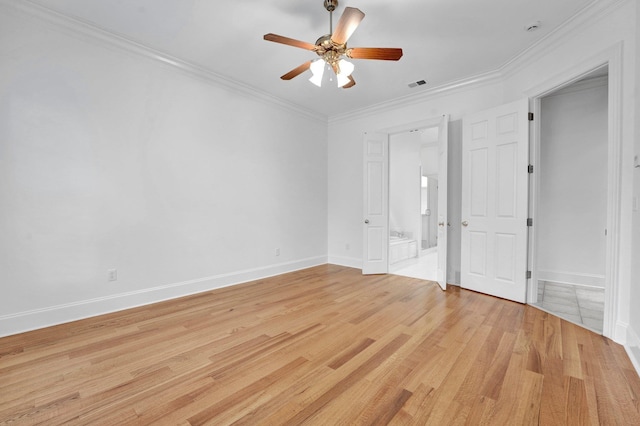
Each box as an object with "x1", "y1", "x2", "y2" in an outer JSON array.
[{"x1": 27, "y1": 0, "x2": 595, "y2": 118}]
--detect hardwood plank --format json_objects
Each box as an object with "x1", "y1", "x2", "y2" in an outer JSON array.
[
  {"x1": 0, "y1": 265, "x2": 639, "y2": 424},
  {"x1": 277, "y1": 333, "x2": 412, "y2": 424},
  {"x1": 187, "y1": 356, "x2": 310, "y2": 425},
  {"x1": 327, "y1": 338, "x2": 376, "y2": 370}
]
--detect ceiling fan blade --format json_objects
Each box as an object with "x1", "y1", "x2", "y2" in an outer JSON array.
[
  {"x1": 280, "y1": 61, "x2": 312, "y2": 80},
  {"x1": 342, "y1": 75, "x2": 356, "y2": 89},
  {"x1": 263, "y1": 33, "x2": 317, "y2": 51},
  {"x1": 347, "y1": 47, "x2": 403, "y2": 61},
  {"x1": 331, "y1": 7, "x2": 365, "y2": 45}
]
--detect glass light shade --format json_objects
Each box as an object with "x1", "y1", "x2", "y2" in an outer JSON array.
[
  {"x1": 336, "y1": 59, "x2": 355, "y2": 88},
  {"x1": 338, "y1": 59, "x2": 354, "y2": 76},
  {"x1": 309, "y1": 59, "x2": 325, "y2": 87},
  {"x1": 337, "y1": 73, "x2": 351, "y2": 87}
]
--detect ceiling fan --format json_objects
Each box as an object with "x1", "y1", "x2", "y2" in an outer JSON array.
[{"x1": 263, "y1": 0, "x2": 403, "y2": 89}]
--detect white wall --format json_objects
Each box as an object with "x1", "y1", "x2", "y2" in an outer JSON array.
[
  {"x1": 502, "y1": 0, "x2": 637, "y2": 345},
  {"x1": 389, "y1": 132, "x2": 421, "y2": 241},
  {"x1": 537, "y1": 78, "x2": 608, "y2": 287},
  {"x1": 0, "y1": 3, "x2": 328, "y2": 336},
  {"x1": 628, "y1": 0, "x2": 640, "y2": 372},
  {"x1": 327, "y1": 82, "x2": 505, "y2": 280},
  {"x1": 1, "y1": 0, "x2": 638, "y2": 361},
  {"x1": 421, "y1": 145, "x2": 439, "y2": 177},
  {"x1": 327, "y1": 0, "x2": 638, "y2": 343}
]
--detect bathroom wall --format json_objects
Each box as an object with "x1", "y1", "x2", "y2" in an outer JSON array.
[
  {"x1": 389, "y1": 132, "x2": 421, "y2": 242},
  {"x1": 421, "y1": 141, "x2": 439, "y2": 249},
  {"x1": 421, "y1": 178, "x2": 438, "y2": 248}
]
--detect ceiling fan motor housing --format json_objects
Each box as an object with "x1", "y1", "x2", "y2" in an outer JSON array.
[
  {"x1": 324, "y1": 0, "x2": 338, "y2": 12},
  {"x1": 314, "y1": 35, "x2": 347, "y2": 64}
]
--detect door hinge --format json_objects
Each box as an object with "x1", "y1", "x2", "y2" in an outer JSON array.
[
  {"x1": 526, "y1": 270, "x2": 532, "y2": 279},
  {"x1": 528, "y1": 164, "x2": 534, "y2": 174},
  {"x1": 527, "y1": 218, "x2": 533, "y2": 227},
  {"x1": 528, "y1": 112, "x2": 534, "y2": 121}
]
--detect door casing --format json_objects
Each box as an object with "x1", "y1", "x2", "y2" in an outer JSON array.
[
  {"x1": 525, "y1": 44, "x2": 623, "y2": 341},
  {"x1": 363, "y1": 115, "x2": 449, "y2": 291}
]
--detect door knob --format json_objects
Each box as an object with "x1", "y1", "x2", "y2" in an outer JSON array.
[
  {"x1": 462, "y1": 221, "x2": 468, "y2": 227},
  {"x1": 364, "y1": 219, "x2": 370, "y2": 224},
  {"x1": 438, "y1": 222, "x2": 445, "y2": 227}
]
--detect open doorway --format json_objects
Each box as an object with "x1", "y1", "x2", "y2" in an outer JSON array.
[
  {"x1": 389, "y1": 127, "x2": 439, "y2": 281},
  {"x1": 530, "y1": 66, "x2": 608, "y2": 333},
  {"x1": 362, "y1": 114, "x2": 448, "y2": 290}
]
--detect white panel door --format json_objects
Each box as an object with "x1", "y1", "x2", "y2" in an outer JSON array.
[
  {"x1": 362, "y1": 132, "x2": 389, "y2": 274},
  {"x1": 461, "y1": 99, "x2": 529, "y2": 302},
  {"x1": 436, "y1": 115, "x2": 449, "y2": 290}
]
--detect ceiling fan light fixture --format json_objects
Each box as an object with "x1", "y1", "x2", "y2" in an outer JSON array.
[
  {"x1": 336, "y1": 59, "x2": 354, "y2": 87},
  {"x1": 309, "y1": 59, "x2": 325, "y2": 87},
  {"x1": 338, "y1": 59, "x2": 354, "y2": 76},
  {"x1": 264, "y1": 0, "x2": 402, "y2": 89},
  {"x1": 337, "y1": 73, "x2": 350, "y2": 88}
]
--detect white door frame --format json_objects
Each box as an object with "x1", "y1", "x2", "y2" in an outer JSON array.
[
  {"x1": 364, "y1": 115, "x2": 448, "y2": 284},
  {"x1": 525, "y1": 43, "x2": 622, "y2": 340}
]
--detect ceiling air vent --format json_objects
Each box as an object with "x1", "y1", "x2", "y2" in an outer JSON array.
[
  {"x1": 525, "y1": 21, "x2": 541, "y2": 32},
  {"x1": 408, "y1": 79, "x2": 427, "y2": 88}
]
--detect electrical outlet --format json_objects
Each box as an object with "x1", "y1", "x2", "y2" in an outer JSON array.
[
  {"x1": 108, "y1": 269, "x2": 117, "y2": 282},
  {"x1": 275, "y1": 248, "x2": 280, "y2": 256}
]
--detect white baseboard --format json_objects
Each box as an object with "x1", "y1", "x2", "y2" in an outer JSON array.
[
  {"x1": 612, "y1": 320, "x2": 628, "y2": 345},
  {"x1": 625, "y1": 325, "x2": 640, "y2": 377},
  {"x1": 328, "y1": 255, "x2": 362, "y2": 270},
  {"x1": 537, "y1": 270, "x2": 605, "y2": 288},
  {"x1": 0, "y1": 256, "x2": 327, "y2": 338}
]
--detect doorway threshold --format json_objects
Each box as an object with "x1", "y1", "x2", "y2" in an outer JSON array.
[
  {"x1": 529, "y1": 281, "x2": 604, "y2": 334},
  {"x1": 389, "y1": 251, "x2": 437, "y2": 281}
]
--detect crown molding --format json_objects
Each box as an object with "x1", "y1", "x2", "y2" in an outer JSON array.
[
  {"x1": 2, "y1": 0, "x2": 327, "y2": 125},
  {"x1": 499, "y1": 0, "x2": 628, "y2": 79},
  {"x1": 329, "y1": 69, "x2": 503, "y2": 125},
  {"x1": 329, "y1": 0, "x2": 627, "y2": 125},
  {"x1": 4, "y1": 0, "x2": 627, "y2": 127}
]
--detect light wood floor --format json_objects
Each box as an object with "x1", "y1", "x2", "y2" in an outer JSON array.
[{"x1": 1, "y1": 265, "x2": 639, "y2": 425}]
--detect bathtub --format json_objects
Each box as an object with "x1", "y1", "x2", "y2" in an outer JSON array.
[{"x1": 389, "y1": 237, "x2": 418, "y2": 264}]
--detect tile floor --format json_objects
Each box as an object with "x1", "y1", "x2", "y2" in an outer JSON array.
[
  {"x1": 532, "y1": 281, "x2": 605, "y2": 333},
  {"x1": 390, "y1": 250, "x2": 438, "y2": 282}
]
